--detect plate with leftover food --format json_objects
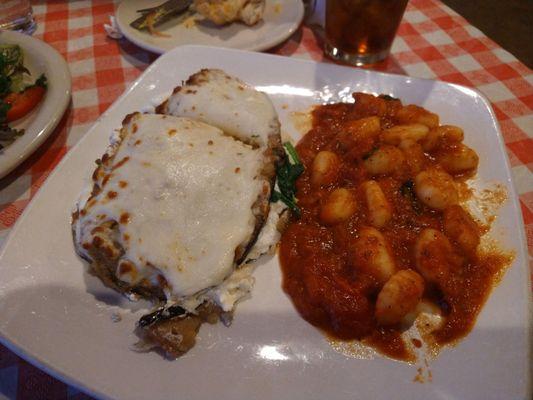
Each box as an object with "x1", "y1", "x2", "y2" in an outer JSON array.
[
  {"x1": 0, "y1": 45, "x2": 530, "y2": 400},
  {"x1": 0, "y1": 30, "x2": 71, "y2": 179},
  {"x1": 115, "y1": 0, "x2": 304, "y2": 54}
]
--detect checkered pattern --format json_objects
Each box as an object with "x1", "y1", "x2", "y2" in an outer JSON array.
[{"x1": 0, "y1": 0, "x2": 531, "y2": 398}]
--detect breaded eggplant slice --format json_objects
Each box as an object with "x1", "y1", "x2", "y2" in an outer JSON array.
[{"x1": 136, "y1": 302, "x2": 223, "y2": 358}]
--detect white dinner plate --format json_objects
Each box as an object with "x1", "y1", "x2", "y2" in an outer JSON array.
[
  {"x1": 116, "y1": 0, "x2": 304, "y2": 54},
  {"x1": 0, "y1": 46, "x2": 530, "y2": 400},
  {"x1": 0, "y1": 30, "x2": 71, "y2": 179}
]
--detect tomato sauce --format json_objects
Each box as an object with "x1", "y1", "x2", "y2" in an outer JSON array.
[{"x1": 278, "y1": 93, "x2": 512, "y2": 361}]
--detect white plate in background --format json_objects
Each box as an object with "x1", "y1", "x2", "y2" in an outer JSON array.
[
  {"x1": 116, "y1": 0, "x2": 304, "y2": 54},
  {"x1": 0, "y1": 46, "x2": 530, "y2": 400},
  {"x1": 0, "y1": 30, "x2": 71, "y2": 179}
]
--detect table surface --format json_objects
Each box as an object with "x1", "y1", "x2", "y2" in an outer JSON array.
[{"x1": 0, "y1": 0, "x2": 531, "y2": 399}]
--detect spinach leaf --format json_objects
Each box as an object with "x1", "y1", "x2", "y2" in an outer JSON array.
[
  {"x1": 362, "y1": 146, "x2": 378, "y2": 160},
  {"x1": 272, "y1": 142, "x2": 304, "y2": 217},
  {"x1": 400, "y1": 179, "x2": 421, "y2": 214}
]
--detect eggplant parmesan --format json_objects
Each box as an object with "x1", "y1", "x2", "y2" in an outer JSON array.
[{"x1": 73, "y1": 69, "x2": 284, "y2": 357}]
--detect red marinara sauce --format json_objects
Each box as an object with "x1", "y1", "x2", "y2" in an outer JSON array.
[{"x1": 278, "y1": 93, "x2": 512, "y2": 361}]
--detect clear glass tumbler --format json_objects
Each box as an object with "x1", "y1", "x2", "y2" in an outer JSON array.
[
  {"x1": 325, "y1": 0, "x2": 408, "y2": 66},
  {"x1": 0, "y1": 0, "x2": 36, "y2": 34}
]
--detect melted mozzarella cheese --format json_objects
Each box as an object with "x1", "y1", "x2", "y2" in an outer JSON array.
[
  {"x1": 75, "y1": 114, "x2": 264, "y2": 298},
  {"x1": 163, "y1": 69, "x2": 279, "y2": 148},
  {"x1": 174, "y1": 200, "x2": 285, "y2": 313}
]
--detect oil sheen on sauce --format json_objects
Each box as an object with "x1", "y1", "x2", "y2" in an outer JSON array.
[{"x1": 278, "y1": 94, "x2": 513, "y2": 361}]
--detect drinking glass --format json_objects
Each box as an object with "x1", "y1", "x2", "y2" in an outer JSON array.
[
  {"x1": 325, "y1": 0, "x2": 408, "y2": 66},
  {"x1": 0, "y1": 0, "x2": 36, "y2": 34}
]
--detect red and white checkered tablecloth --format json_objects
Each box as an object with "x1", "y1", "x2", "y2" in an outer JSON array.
[{"x1": 0, "y1": 0, "x2": 531, "y2": 398}]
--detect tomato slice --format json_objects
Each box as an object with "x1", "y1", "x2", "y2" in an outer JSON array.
[{"x1": 4, "y1": 85, "x2": 46, "y2": 122}]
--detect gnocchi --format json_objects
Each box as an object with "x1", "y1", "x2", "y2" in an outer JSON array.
[
  {"x1": 414, "y1": 168, "x2": 458, "y2": 210},
  {"x1": 361, "y1": 180, "x2": 392, "y2": 228},
  {"x1": 399, "y1": 139, "x2": 426, "y2": 174},
  {"x1": 422, "y1": 125, "x2": 464, "y2": 152},
  {"x1": 375, "y1": 270, "x2": 425, "y2": 326},
  {"x1": 396, "y1": 104, "x2": 439, "y2": 128},
  {"x1": 436, "y1": 144, "x2": 479, "y2": 174},
  {"x1": 443, "y1": 205, "x2": 480, "y2": 255},
  {"x1": 351, "y1": 226, "x2": 396, "y2": 284},
  {"x1": 311, "y1": 150, "x2": 340, "y2": 187},
  {"x1": 363, "y1": 145, "x2": 405, "y2": 176},
  {"x1": 342, "y1": 116, "x2": 381, "y2": 141},
  {"x1": 414, "y1": 228, "x2": 464, "y2": 285},
  {"x1": 382, "y1": 123, "x2": 429, "y2": 145},
  {"x1": 319, "y1": 188, "x2": 357, "y2": 225}
]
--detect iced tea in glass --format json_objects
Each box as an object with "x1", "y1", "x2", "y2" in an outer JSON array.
[{"x1": 325, "y1": 0, "x2": 408, "y2": 66}]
